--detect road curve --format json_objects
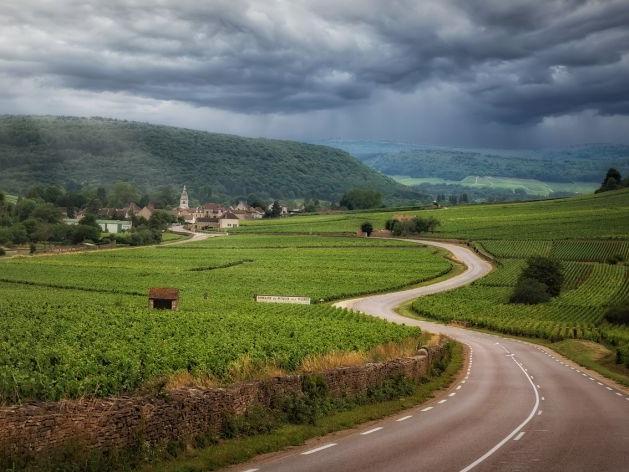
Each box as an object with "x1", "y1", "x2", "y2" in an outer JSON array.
[{"x1": 230, "y1": 239, "x2": 629, "y2": 472}]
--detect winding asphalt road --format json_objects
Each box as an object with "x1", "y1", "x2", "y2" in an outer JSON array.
[{"x1": 232, "y1": 239, "x2": 629, "y2": 472}]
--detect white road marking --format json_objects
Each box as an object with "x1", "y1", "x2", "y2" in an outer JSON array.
[
  {"x1": 242, "y1": 469, "x2": 259, "y2": 472},
  {"x1": 397, "y1": 415, "x2": 412, "y2": 422},
  {"x1": 456, "y1": 385, "x2": 462, "y2": 390},
  {"x1": 421, "y1": 406, "x2": 433, "y2": 412},
  {"x1": 537, "y1": 384, "x2": 541, "y2": 389},
  {"x1": 459, "y1": 354, "x2": 540, "y2": 472},
  {"x1": 514, "y1": 432, "x2": 526, "y2": 441},
  {"x1": 438, "y1": 399, "x2": 447, "y2": 404},
  {"x1": 588, "y1": 377, "x2": 594, "y2": 381},
  {"x1": 302, "y1": 443, "x2": 337, "y2": 455},
  {"x1": 542, "y1": 396, "x2": 545, "y2": 401},
  {"x1": 537, "y1": 410, "x2": 543, "y2": 416},
  {"x1": 616, "y1": 392, "x2": 622, "y2": 396},
  {"x1": 597, "y1": 382, "x2": 603, "y2": 385},
  {"x1": 361, "y1": 427, "x2": 383, "y2": 435},
  {"x1": 606, "y1": 387, "x2": 613, "y2": 391},
  {"x1": 449, "y1": 393, "x2": 457, "y2": 397}
]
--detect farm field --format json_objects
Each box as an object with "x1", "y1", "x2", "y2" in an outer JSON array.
[
  {"x1": 411, "y1": 239, "x2": 629, "y2": 374},
  {"x1": 238, "y1": 188, "x2": 629, "y2": 240},
  {"x1": 0, "y1": 235, "x2": 451, "y2": 403},
  {"x1": 391, "y1": 175, "x2": 598, "y2": 196},
  {"x1": 239, "y1": 189, "x2": 629, "y2": 377}
]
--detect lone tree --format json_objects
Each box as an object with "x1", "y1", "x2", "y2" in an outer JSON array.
[
  {"x1": 596, "y1": 168, "x2": 624, "y2": 193},
  {"x1": 509, "y1": 277, "x2": 551, "y2": 305},
  {"x1": 360, "y1": 221, "x2": 374, "y2": 236},
  {"x1": 510, "y1": 256, "x2": 564, "y2": 304},
  {"x1": 520, "y1": 256, "x2": 564, "y2": 297}
]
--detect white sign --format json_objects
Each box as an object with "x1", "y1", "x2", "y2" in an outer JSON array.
[{"x1": 255, "y1": 295, "x2": 311, "y2": 305}]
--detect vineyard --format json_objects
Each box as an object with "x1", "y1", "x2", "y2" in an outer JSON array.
[
  {"x1": 239, "y1": 188, "x2": 629, "y2": 240},
  {"x1": 412, "y1": 239, "x2": 629, "y2": 357},
  {"x1": 0, "y1": 235, "x2": 450, "y2": 403}
]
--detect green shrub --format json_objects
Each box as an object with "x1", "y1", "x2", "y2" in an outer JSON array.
[{"x1": 605, "y1": 302, "x2": 629, "y2": 325}]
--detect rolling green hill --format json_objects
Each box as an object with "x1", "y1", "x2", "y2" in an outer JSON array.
[
  {"x1": 0, "y1": 116, "x2": 419, "y2": 202},
  {"x1": 317, "y1": 140, "x2": 629, "y2": 199}
]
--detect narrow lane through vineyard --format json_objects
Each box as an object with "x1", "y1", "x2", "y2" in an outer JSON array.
[{"x1": 234, "y1": 239, "x2": 629, "y2": 472}]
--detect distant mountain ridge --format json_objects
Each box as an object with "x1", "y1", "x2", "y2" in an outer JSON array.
[
  {"x1": 317, "y1": 140, "x2": 629, "y2": 183},
  {"x1": 0, "y1": 116, "x2": 420, "y2": 202}
]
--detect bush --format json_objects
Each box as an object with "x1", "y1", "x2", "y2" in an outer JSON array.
[
  {"x1": 604, "y1": 302, "x2": 629, "y2": 325},
  {"x1": 384, "y1": 219, "x2": 398, "y2": 231},
  {"x1": 0, "y1": 247, "x2": 5, "y2": 256},
  {"x1": 360, "y1": 221, "x2": 373, "y2": 236},
  {"x1": 509, "y1": 277, "x2": 552, "y2": 305}
]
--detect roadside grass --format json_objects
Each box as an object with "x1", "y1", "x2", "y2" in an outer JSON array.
[
  {"x1": 140, "y1": 342, "x2": 464, "y2": 472},
  {"x1": 549, "y1": 339, "x2": 629, "y2": 387}
]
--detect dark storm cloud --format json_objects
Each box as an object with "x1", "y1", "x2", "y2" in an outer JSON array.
[{"x1": 1, "y1": 0, "x2": 628, "y2": 124}]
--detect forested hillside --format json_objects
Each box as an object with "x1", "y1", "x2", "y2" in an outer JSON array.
[
  {"x1": 0, "y1": 116, "x2": 417, "y2": 202},
  {"x1": 323, "y1": 140, "x2": 629, "y2": 183}
]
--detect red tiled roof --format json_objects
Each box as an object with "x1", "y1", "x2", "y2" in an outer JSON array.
[{"x1": 148, "y1": 287, "x2": 179, "y2": 300}]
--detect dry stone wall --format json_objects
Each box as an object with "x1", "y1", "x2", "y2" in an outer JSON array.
[{"x1": 0, "y1": 344, "x2": 445, "y2": 458}]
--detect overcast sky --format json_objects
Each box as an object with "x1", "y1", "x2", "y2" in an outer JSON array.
[{"x1": 1, "y1": 0, "x2": 628, "y2": 147}]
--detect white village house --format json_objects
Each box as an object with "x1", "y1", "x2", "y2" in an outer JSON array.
[{"x1": 64, "y1": 218, "x2": 132, "y2": 234}]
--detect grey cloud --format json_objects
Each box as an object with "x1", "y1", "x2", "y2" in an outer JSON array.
[{"x1": 0, "y1": 0, "x2": 628, "y2": 124}]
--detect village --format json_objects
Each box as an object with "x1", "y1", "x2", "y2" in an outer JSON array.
[{"x1": 64, "y1": 186, "x2": 292, "y2": 234}]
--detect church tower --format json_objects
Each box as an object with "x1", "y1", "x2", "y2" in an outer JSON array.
[{"x1": 179, "y1": 185, "x2": 189, "y2": 209}]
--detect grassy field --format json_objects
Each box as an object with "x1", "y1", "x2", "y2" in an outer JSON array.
[
  {"x1": 391, "y1": 175, "x2": 598, "y2": 196},
  {"x1": 239, "y1": 188, "x2": 629, "y2": 240},
  {"x1": 0, "y1": 235, "x2": 451, "y2": 402}
]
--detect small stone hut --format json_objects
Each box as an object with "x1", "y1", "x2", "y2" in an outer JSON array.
[{"x1": 148, "y1": 287, "x2": 179, "y2": 310}]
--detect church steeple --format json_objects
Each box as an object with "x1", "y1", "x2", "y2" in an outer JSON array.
[{"x1": 179, "y1": 185, "x2": 189, "y2": 209}]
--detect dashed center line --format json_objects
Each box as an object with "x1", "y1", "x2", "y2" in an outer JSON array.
[
  {"x1": 302, "y1": 443, "x2": 337, "y2": 455},
  {"x1": 438, "y1": 399, "x2": 447, "y2": 404},
  {"x1": 513, "y1": 431, "x2": 526, "y2": 441},
  {"x1": 449, "y1": 392, "x2": 457, "y2": 397},
  {"x1": 361, "y1": 427, "x2": 383, "y2": 435},
  {"x1": 421, "y1": 406, "x2": 434, "y2": 412}
]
